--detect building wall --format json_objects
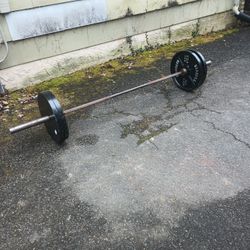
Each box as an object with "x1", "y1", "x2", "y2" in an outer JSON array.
[{"x1": 0, "y1": 0, "x2": 240, "y2": 89}]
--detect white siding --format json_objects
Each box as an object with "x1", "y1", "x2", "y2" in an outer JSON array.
[
  {"x1": 0, "y1": 0, "x2": 10, "y2": 13},
  {"x1": 6, "y1": 0, "x2": 107, "y2": 40}
]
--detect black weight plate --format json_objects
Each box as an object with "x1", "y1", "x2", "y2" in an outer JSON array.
[
  {"x1": 188, "y1": 50, "x2": 207, "y2": 85},
  {"x1": 170, "y1": 50, "x2": 205, "y2": 91},
  {"x1": 38, "y1": 91, "x2": 69, "y2": 144}
]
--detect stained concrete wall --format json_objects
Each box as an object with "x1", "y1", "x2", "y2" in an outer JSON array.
[
  {"x1": 1, "y1": 0, "x2": 197, "y2": 42},
  {"x1": 0, "y1": 0, "x2": 241, "y2": 89}
]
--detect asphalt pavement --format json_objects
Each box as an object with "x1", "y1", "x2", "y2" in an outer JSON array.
[{"x1": 0, "y1": 27, "x2": 250, "y2": 249}]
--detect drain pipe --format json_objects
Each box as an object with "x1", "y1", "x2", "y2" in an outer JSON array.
[
  {"x1": 233, "y1": 0, "x2": 250, "y2": 22},
  {"x1": 0, "y1": 26, "x2": 8, "y2": 63}
]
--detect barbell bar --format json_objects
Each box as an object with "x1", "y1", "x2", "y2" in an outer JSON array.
[{"x1": 9, "y1": 50, "x2": 212, "y2": 144}]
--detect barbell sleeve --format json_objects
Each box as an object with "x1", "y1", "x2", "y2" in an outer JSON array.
[{"x1": 9, "y1": 115, "x2": 53, "y2": 134}]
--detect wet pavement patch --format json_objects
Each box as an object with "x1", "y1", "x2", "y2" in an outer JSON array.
[
  {"x1": 160, "y1": 189, "x2": 250, "y2": 249},
  {"x1": 75, "y1": 134, "x2": 99, "y2": 146}
]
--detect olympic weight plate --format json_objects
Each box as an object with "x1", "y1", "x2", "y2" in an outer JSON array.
[
  {"x1": 188, "y1": 50, "x2": 207, "y2": 85},
  {"x1": 38, "y1": 91, "x2": 69, "y2": 144},
  {"x1": 170, "y1": 50, "x2": 205, "y2": 91}
]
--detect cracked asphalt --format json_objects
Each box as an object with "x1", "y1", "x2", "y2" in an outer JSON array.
[{"x1": 1, "y1": 28, "x2": 250, "y2": 249}]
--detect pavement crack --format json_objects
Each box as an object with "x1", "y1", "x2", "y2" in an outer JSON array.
[
  {"x1": 190, "y1": 113, "x2": 250, "y2": 150},
  {"x1": 209, "y1": 122, "x2": 250, "y2": 150},
  {"x1": 90, "y1": 109, "x2": 139, "y2": 119},
  {"x1": 113, "y1": 109, "x2": 139, "y2": 117},
  {"x1": 192, "y1": 101, "x2": 222, "y2": 115},
  {"x1": 149, "y1": 140, "x2": 159, "y2": 150}
]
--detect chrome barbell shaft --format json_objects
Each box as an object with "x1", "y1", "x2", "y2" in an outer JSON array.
[{"x1": 9, "y1": 60, "x2": 211, "y2": 134}]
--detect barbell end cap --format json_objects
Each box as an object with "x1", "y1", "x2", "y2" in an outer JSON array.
[
  {"x1": 180, "y1": 68, "x2": 188, "y2": 75},
  {"x1": 206, "y1": 60, "x2": 212, "y2": 66},
  {"x1": 9, "y1": 127, "x2": 16, "y2": 134}
]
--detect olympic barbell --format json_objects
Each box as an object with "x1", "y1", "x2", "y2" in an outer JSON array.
[{"x1": 9, "y1": 50, "x2": 212, "y2": 144}]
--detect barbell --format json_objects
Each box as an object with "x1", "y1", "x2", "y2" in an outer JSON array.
[{"x1": 9, "y1": 50, "x2": 212, "y2": 144}]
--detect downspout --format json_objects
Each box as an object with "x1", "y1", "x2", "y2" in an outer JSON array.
[
  {"x1": 233, "y1": 0, "x2": 250, "y2": 22},
  {"x1": 0, "y1": 26, "x2": 9, "y2": 63}
]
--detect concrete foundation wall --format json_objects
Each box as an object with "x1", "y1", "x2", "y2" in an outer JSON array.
[{"x1": 0, "y1": 0, "x2": 240, "y2": 89}]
